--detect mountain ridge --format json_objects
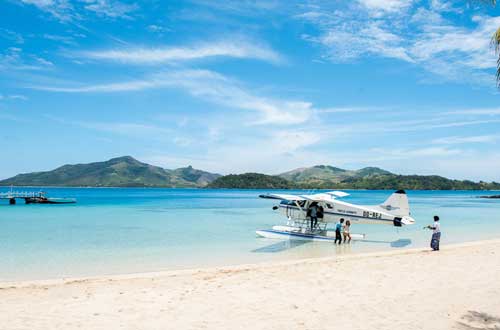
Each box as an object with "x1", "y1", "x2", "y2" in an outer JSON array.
[
  {"x1": 1, "y1": 157, "x2": 500, "y2": 190},
  {"x1": 0, "y1": 156, "x2": 221, "y2": 188},
  {"x1": 278, "y1": 165, "x2": 392, "y2": 184}
]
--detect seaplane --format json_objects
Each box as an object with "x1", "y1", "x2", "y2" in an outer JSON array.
[{"x1": 256, "y1": 190, "x2": 415, "y2": 242}]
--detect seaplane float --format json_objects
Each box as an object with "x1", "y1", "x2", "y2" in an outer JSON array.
[{"x1": 256, "y1": 190, "x2": 415, "y2": 242}]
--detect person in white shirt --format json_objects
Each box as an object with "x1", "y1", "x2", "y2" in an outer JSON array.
[{"x1": 426, "y1": 215, "x2": 441, "y2": 251}]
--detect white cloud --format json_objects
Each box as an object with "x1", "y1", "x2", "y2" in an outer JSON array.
[
  {"x1": 311, "y1": 10, "x2": 410, "y2": 62},
  {"x1": 429, "y1": 0, "x2": 462, "y2": 14},
  {"x1": 43, "y1": 33, "x2": 76, "y2": 45},
  {"x1": 358, "y1": 0, "x2": 413, "y2": 16},
  {"x1": 411, "y1": 16, "x2": 500, "y2": 70},
  {"x1": 17, "y1": 0, "x2": 138, "y2": 21},
  {"x1": 0, "y1": 47, "x2": 53, "y2": 71},
  {"x1": 81, "y1": 0, "x2": 138, "y2": 18},
  {"x1": 298, "y1": 3, "x2": 500, "y2": 84},
  {"x1": 78, "y1": 39, "x2": 283, "y2": 64},
  {"x1": 146, "y1": 25, "x2": 170, "y2": 34},
  {"x1": 29, "y1": 69, "x2": 315, "y2": 125},
  {"x1": 19, "y1": 0, "x2": 75, "y2": 21}
]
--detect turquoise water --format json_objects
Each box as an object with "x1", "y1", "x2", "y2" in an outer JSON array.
[{"x1": 1, "y1": 188, "x2": 499, "y2": 280}]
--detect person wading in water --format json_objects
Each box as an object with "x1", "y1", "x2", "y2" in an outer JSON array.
[{"x1": 334, "y1": 218, "x2": 344, "y2": 245}]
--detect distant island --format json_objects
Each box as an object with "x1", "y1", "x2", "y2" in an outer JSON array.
[
  {"x1": 208, "y1": 165, "x2": 500, "y2": 190},
  {"x1": 1, "y1": 156, "x2": 500, "y2": 190},
  {"x1": 0, "y1": 156, "x2": 221, "y2": 188}
]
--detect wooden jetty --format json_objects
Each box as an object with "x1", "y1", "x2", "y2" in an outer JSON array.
[{"x1": 0, "y1": 190, "x2": 76, "y2": 204}]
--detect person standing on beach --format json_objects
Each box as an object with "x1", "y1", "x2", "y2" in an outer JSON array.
[
  {"x1": 427, "y1": 216, "x2": 441, "y2": 251},
  {"x1": 334, "y1": 218, "x2": 344, "y2": 245},
  {"x1": 343, "y1": 220, "x2": 352, "y2": 243}
]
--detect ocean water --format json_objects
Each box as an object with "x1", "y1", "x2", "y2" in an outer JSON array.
[{"x1": 0, "y1": 188, "x2": 499, "y2": 281}]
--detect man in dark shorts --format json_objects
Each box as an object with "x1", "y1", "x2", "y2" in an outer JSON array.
[
  {"x1": 335, "y1": 218, "x2": 344, "y2": 245},
  {"x1": 309, "y1": 203, "x2": 318, "y2": 231},
  {"x1": 426, "y1": 215, "x2": 441, "y2": 251}
]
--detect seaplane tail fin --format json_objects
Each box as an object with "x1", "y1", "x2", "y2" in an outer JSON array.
[{"x1": 380, "y1": 190, "x2": 410, "y2": 217}]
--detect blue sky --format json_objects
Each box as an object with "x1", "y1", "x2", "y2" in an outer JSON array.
[{"x1": 1, "y1": 0, "x2": 500, "y2": 181}]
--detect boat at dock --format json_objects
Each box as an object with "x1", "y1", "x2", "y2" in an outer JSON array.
[{"x1": 25, "y1": 196, "x2": 76, "y2": 204}]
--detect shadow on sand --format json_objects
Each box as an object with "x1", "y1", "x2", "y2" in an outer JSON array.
[
  {"x1": 252, "y1": 238, "x2": 412, "y2": 253},
  {"x1": 455, "y1": 311, "x2": 500, "y2": 329},
  {"x1": 360, "y1": 238, "x2": 412, "y2": 248},
  {"x1": 252, "y1": 240, "x2": 310, "y2": 253}
]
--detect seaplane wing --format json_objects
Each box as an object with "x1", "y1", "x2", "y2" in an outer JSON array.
[
  {"x1": 325, "y1": 191, "x2": 350, "y2": 198},
  {"x1": 258, "y1": 193, "x2": 305, "y2": 201},
  {"x1": 259, "y1": 191, "x2": 349, "y2": 203}
]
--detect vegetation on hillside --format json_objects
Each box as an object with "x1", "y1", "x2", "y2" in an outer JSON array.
[
  {"x1": 208, "y1": 172, "x2": 500, "y2": 190},
  {"x1": 207, "y1": 173, "x2": 293, "y2": 189}
]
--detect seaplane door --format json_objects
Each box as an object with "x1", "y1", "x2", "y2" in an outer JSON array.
[
  {"x1": 287, "y1": 203, "x2": 298, "y2": 219},
  {"x1": 284, "y1": 201, "x2": 302, "y2": 220}
]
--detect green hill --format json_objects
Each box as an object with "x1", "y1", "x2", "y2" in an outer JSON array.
[
  {"x1": 2, "y1": 159, "x2": 499, "y2": 190},
  {"x1": 333, "y1": 174, "x2": 500, "y2": 190},
  {"x1": 207, "y1": 173, "x2": 293, "y2": 189},
  {"x1": 0, "y1": 156, "x2": 220, "y2": 187},
  {"x1": 209, "y1": 166, "x2": 500, "y2": 190},
  {"x1": 279, "y1": 165, "x2": 392, "y2": 185}
]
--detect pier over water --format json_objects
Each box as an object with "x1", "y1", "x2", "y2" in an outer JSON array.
[{"x1": 0, "y1": 190, "x2": 76, "y2": 204}]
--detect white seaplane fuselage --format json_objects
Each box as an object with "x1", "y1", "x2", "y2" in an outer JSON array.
[{"x1": 256, "y1": 190, "x2": 415, "y2": 242}]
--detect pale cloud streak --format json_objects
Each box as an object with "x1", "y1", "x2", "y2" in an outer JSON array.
[
  {"x1": 444, "y1": 107, "x2": 500, "y2": 116},
  {"x1": 81, "y1": 0, "x2": 138, "y2": 18},
  {"x1": 19, "y1": 0, "x2": 75, "y2": 21},
  {"x1": 29, "y1": 69, "x2": 314, "y2": 125},
  {"x1": 431, "y1": 135, "x2": 500, "y2": 145},
  {"x1": 0, "y1": 47, "x2": 53, "y2": 71},
  {"x1": 77, "y1": 39, "x2": 283, "y2": 64},
  {"x1": 369, "y1": 146, "x2": 462, "y2": 160},
  {"x1": 0, "y1": 28, "x2": 25, "y2": 44},
  {"x1": 0, "y1": 94, "x2": 27, "y2": 101},
  {"x1": 17, "y1": 0, "x2": 138, "y2": 21}
]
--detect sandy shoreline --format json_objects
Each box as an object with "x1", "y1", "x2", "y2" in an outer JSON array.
[{"x1": 2, "y1": 239, "x2": 500, "y2": 329}]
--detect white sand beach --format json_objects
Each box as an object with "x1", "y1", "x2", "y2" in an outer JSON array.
[{"x1": 1, "y1": 240, "x2": 499, "y2": 330}]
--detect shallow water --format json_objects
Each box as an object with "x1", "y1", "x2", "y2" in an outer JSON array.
[{"x1": 0, "y1": 188, "x2": 499, "y2": 280}]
